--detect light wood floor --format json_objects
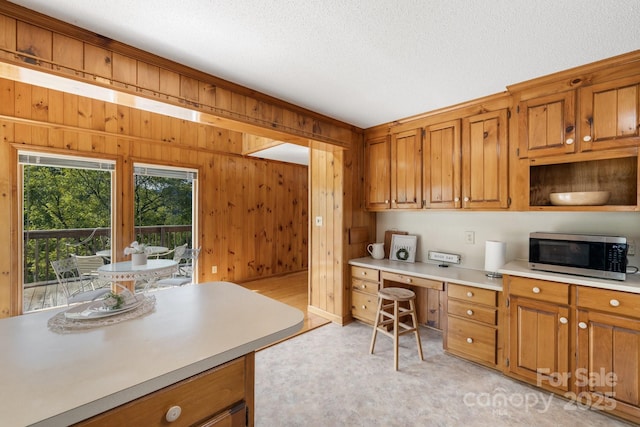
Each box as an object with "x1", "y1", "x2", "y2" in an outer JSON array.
[{"x1": 237, "y1": 270, "x2": 330, "y2": 339}]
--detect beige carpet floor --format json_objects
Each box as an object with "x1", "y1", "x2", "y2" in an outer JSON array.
[{"x1": 255, "y1": 322, "x2": 633, "y2": 427}]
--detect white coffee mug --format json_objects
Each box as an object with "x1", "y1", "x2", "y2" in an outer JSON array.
[{"x1": 367, "y1": 242, "x2": 384, "y2": 260}]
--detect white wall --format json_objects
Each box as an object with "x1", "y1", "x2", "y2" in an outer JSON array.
[{"x1": 376, "y1": 211, "x2": 640, "y2": 271}]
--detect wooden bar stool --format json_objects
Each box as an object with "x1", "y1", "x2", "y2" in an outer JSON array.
[{"x1": 369, "y1": 287, "x2": 424, "y2": 371}]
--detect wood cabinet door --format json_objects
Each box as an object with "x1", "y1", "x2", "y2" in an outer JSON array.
[
  {"x1": 509, "y1": 296, "x2": 570, "y2": 392},
  {"x1": 390, "y1": 129, "x2": 422, "y2": 209},
  {"x1": 462, "y1": 109, "x2": 509, "y2": 209},
  {"x1": 576, "y1": 309, "x2": 640, "y2": 416},
  {"x1": 580, "y1": 75, "x2": 640, "y2": 151},
  {"x1": 423, "y1": 119, "x2": 461, "y2": 209},
  {"x1": 364, "y1": 135, "x2": 390, "y2": 210},
  {"x1": 518, "y1": 91, "x2": 576, "y2": 158}
]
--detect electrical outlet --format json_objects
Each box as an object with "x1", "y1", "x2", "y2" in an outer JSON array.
[
  {"x1": 464, "y1": 231, "x2": 475, "y2": 245},
  {"x1": 211, "y1": 266, "x2": 217, "y2": 274},
  {"x1": 315, "y1": 216, "x2": 323, "y2": 226},
  {"x1": 629, "y1": 241, "x2": 636, "y2": 256}
]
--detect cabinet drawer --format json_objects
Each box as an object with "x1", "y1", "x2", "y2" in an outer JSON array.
[
  {"x1": 352, "y1": 277, "x2": 379, "y2": 295},
  {"x1": 76, "y1": 357, "x2": 246, "y2": 427},
  {"x1": 577, "y1": 286, "x2": 640, "y2": 318},
  {"x1": 508, "y1": 276, "x2": 569, "y2": 305},
  {"x1": 351, "y1": 266, "x2": 379, "y2": 281},
  {"x1": 352, "y1": 290, "x2": 378, "y2": 323},
  {"x1": 447, "y1": 299, "x2": 497, "y2": 325},
  {"x1": 446, "y1": 316, "x2": 497, "y2": 365},
  {"x1": 447, "y1": 283, "x2": 496, "y2": 306},
  {"x1": 381, "y1": 271, "x2": 444, "y2": 290}
]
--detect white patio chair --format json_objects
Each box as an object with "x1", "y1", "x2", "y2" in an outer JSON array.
[
  {"x1": 156, "y1": 246, "x2": 201, "y2": 287},
  {"x1": 51, "y1": 257, "x2": 111, "y2": 305},
  {"x1": 73, "y1": 254, "x2": 108, "y2": 289}
]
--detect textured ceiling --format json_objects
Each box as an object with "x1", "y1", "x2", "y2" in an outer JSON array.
[{"x1": 8, "y1": 0, "x2": 640, "y2": 129}]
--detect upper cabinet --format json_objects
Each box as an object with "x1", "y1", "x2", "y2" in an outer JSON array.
[
  {"x1": 390, "y1": 129, "x2": 422, "y2": 209},
  {"x1": 579, "y1": 76, "x2": 640, "y2": 151},
  {"x1": 509, "y1": 52, "x2": 640, "y2": 211},
  {"x1": 462, "y1": 109, "x2": 509, "y2": 209},
  {"x1": 517, "y1": 74, "x2": 640, "y2": 159},
  {"x1": 423, "y1": 120, "x2": 461, "y2": 209},
  {"x1": 518, "y1": 91, "x2": 576, "y2": 158},
  {"x1": 364, "y1": 134, "x2": 391, "y2": 211}
]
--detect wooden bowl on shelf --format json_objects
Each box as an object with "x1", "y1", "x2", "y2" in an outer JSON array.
[{"x1": 549, "y1": 191, "x2": 611, "y2": 206}]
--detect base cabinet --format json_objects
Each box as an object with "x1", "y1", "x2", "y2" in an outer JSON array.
[
  {"x1": 75, "y1": 355, "x2": 253, "y2": 427},
  {"x1": 350, "y1": 266, "x2": 380, "y2": 324},
  {"x1": 506, "y1": 276, "x2": 571, "y2": 393},
  {"x1": 445, "y1": 283, "x2": 499, "y2": 368},
  {"x1": 576, "y1": 286, "x2": 640, "y2": 424}
]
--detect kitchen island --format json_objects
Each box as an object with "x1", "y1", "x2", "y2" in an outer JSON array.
[{"x1": 0, "y1": 282, "x2": 303, "y2": 426}]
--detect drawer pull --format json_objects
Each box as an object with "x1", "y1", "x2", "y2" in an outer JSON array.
[
  {"x1": 405, "y1": 278, "x2": 412, "y2": 283},
  {"x1": 466, "y1": 338, "x2": 473, "y2": 344},
  {"x1": 466, "y1": 291, "x2": 474, "y2": 298},
  {"x1": 361, "y1": 272, "x2": 367, "y2": 276},
  {"x1": 466, "y1": 309, "x2": 474, "y2": 316},
  {"x1": 609, "y1": 299, "x2": 620, "y2": 307},
  {"x1": 578, "y1": 322, "x2": 588, "y2": 330},
  {"x1": 361, "y1": 284, "x2": 366, "y2": 289},
  {"x1": 559, "y1": 317, "x2": 568, "y2": 324},
  {"x1": 166, "y1": 405, "x2": 182, "y2": 423},
  {"x1": 362, "y1": 305, "x2": 367, "y2": 309},
  {"x1": 532, "y1": 287, "x2": 541, "y2": 294},
  {"x1": 565, "y1": 138, "x2": 574, "y2": 145}
]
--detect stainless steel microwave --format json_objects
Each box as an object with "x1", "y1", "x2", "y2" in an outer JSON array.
[{"x1": 529, "y1": 232, "x2": 628, "y2": 281}]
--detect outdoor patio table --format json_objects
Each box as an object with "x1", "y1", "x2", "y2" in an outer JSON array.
[{"x1": 97, "y1": 259, "x2": 177, "y2": 292}]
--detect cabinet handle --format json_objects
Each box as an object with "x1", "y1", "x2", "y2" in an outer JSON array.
[
  {"x1": 559, "y1": 317, "x2": 568, "y2": 324},
  {"x1": 405, "y1": 278, "x2": 412, "y2": 283},
  {"x1": 362, "y1": 305, "x2": 367, "y2": 309},
  {"x1": 166, "y1": 405, "x2": 182, "y2": 423},
  {"x1": 454, "y1": 197, "x2": 460, "y2": 202},
  {"x1": 466, "y1": 309, "x2": 474, "y2": 316},
  {"x1": 392, "y1": 199, "x2": 396, "y2": 203},
  {"x1": 565, "y1": 138, "x2": 574, "y2": 145},
  {"x1": 466, "y1": 337, "x2": 473, "y2": 344},
  {"x1": 609, "y1": 299, "x2": 620, "y2": 307},
  {"x1": 532, "y1": 287, "x2": 541, "y2": 294},
  {"x1": 385, "y1": 200, "x2": 389, "y2": 203},
  {"x1": 578, "y1": 322, "x2": 588, "y2": 329},
  {"x1": 583, "y1": 135, "x2": 592, "y2": 142},
  {"x1": 361, "y1": 284, "x2": 366, "y2": 289},
  {"x1": 464, "y1": 197, "x2": 470, "y2": 202},
  {"x1": 466, "y1": 291, "x2": 474, "y2": 298}
]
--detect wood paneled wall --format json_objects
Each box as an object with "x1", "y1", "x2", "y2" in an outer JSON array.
[
  {"x1": 0, "y1": 1, "x2": 374, "y2": 322},
  {"x1": 308, "y1": 140, "x2": 374, "y2": 324},
  {"x1": 0, "y1": 1, "x2": 360, "y2": 149},
  {"x1": 0, "y1": 78, "x2": 309, "y2": 317}
]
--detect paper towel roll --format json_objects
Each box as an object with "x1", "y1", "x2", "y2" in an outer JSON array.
[{"x1": 485, "y1": 240, "x2": 506, "y2": 277}]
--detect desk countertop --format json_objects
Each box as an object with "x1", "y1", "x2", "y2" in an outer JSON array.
[
  {"x1": 0, "y1": 282, "x2": 303, "y2": 427},
  {"x1": 349, "y1": 257, "x2": 640, "y2": 294},
  {"x1": 349, "y1": 257, "x2": 503, "y2": 291}
]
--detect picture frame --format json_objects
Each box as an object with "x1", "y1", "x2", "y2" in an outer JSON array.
[{"x1": 389, "y1": 234, "x2": 417, "y2": 263}]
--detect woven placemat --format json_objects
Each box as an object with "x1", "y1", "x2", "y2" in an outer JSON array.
[{"x1": 47, "y1": 295, "x2": 156, "y2": 334}]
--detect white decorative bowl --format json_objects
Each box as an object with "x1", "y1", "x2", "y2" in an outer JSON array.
[{"x1": 549, "y1": 191, "x2": 611, "y2": 206}]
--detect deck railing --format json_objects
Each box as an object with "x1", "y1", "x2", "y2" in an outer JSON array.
[{"x1": 24, "y1": 225, "x2": 191, "y2": 287}]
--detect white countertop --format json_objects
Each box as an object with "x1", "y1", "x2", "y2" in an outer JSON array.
[
  {"x1": 500, "y1": 260, "x2": 640, "y2": 294},
  {"x1": 348, "y1": 257, "x2": 504, "y2": 291},
  {"x1": 349, "y1": 257, "x2": 640, "y2": 294},
  {"x1": 0, "y1": 282, "x2": 304, "y2": 427}
]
